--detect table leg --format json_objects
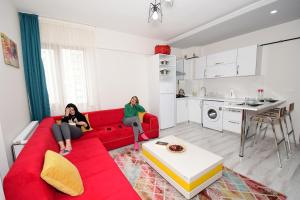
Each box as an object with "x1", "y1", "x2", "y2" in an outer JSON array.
[{"x1": 239, "y1": 109, "x2": 247, "y2": 157}]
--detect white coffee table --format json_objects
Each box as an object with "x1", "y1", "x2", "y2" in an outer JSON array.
[{"x1": 142, "y1": 135, "x2": 223, "y2": 199}]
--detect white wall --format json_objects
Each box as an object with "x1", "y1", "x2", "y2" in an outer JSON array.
[
  {"x1": 0, "y1": 123, "x2": 8, "y2": 200},
  {"x1": 0, "y1": 180, "x2": 5, "y2": 200},
  {"x1": 177, "y1": 19, "x2": 300, "y2": 140},
  {"x1": 0, "y1": 123, "x2": 9, "y2": 179},
  {"x1": 95, "y1": 28, "x2": 165, "y2": 110},
  {"x1": 0, "y1": 0, "x2": 31, "y2": 166}
]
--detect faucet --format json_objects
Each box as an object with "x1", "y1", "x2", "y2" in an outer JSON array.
[{"x1": 200, "y1": 86, "x2": 206, "y2": 97}]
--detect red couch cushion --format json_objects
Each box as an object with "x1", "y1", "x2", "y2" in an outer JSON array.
[
  {"x1": 55, "y1": 138, "x2": 140, "y2": 200},
  {"x1": 4, "y1": 127, "x2": 58, "y2": 200},
  {"x1": 86, "y1": 108, "x2": 124, "y2": 128}
]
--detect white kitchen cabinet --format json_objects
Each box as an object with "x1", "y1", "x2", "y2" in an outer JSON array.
[
  {"x1": 188, "y1": 99, "x2": 202, "y2": 124},
  {"x1": 217, "y1": 63, "x2": 237, "y2": 77},
  {"x1": 176, "y1": 59, "x2": 184, "y2": 80},
  {"x1": 223, "y1": 108, "x2": 242, "y2": 134},
  {"x1": 206, "y1": 49, "x2": 237, "y2": 67},
  {"x1": 183, "y1": 59, "x2": 193, "y2": 80},
  {"x1": 204, "y1": 63, "x2": 236, "y2": 78},
  {"x1": 237, "y1": 45, "x2": 257, "y2": 76},
  {"x1": 204, "y1": 65, "x2": 217, "y2": 79},
  {"x1": 176, "y1": 98, "x2": 188, "y2": 123},
  {"x1": 194, "y1": 57, "x2": 206, "y2": 79},
  {"x1": 160, "y1": 93, "x2": 176, "y2": 129}
]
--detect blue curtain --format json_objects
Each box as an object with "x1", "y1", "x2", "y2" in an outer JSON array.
[{"x1": 19, "y1": 13, "x2": 50, "y2": 121}]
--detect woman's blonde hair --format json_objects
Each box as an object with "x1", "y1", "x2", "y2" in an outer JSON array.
[{"x1": 129, "y1": 96, "x2": 139, "y2": 104}]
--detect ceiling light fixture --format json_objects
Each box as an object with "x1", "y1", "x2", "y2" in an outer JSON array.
[
  {"x1": 148, "y1": 0, "x2": 162, "y2": 23},
  {"x1": 270, "y1": 10, "x2": 278, "y2": 14}
]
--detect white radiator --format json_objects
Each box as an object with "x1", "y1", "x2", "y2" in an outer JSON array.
[{"x1": 11, "y1": 121, "x2": 39, "y2": 161}]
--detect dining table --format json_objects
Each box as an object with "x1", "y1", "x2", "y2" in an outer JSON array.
[{"x1": 223, "y1": 100, "x2": 286, "y2": 157}]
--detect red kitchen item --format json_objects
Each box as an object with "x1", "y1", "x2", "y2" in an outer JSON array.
[{"x1": 155, "y1": 45, "x2": 171, "y2": 55}]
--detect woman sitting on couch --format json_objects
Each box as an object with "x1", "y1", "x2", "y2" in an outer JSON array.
[
  {"x1": 52, "y1": 103, "x2": 90, "y2": 155},
  {"x1": 123, "y1": 96, "x2": 149, "y2": 151}
]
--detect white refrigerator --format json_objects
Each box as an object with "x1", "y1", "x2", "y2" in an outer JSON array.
[{"x1": 159, "y1": 66, "x2": 176, "y2": 129}]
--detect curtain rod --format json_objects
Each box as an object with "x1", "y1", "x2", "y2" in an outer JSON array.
[{"x1": 259, "y1": 36, "x2": 300, "y2": 46}]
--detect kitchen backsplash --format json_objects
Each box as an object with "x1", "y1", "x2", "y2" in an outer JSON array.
[{"x1": 177, "y1": 76, "x2": 287, "y2": 100}]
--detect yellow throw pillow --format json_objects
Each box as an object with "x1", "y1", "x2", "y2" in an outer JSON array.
[
  {"x1": 81, "y1": 114, "x2": 93, "y2": 132},
  {"x1": 138, "y1": 112, "x2": 146, "y2": 123},
  {"x1": 40, "y1": 150, "x2": 84, "y2": 196}
]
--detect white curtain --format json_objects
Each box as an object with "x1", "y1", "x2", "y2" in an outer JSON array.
[{"x1": 40, "y1": 18, "x2": 100, "y2": 115}]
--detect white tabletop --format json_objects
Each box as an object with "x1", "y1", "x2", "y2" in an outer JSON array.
[
  {"x1": 142, "y1": 135, "x2": 223, "y2": 182},
  {"x1": 223, "y1": 100, "x2": 285, "y2": 112}
]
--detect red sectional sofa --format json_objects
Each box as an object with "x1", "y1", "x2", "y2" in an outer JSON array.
[{"x1": 4, "y1": 108, "x2": 159, "y2": 200}]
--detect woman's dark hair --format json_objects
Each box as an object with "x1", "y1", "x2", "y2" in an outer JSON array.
[
  {"x1": 129, "y1": 96, "x2": 139, "y2": 104},
  {"x1": 65, "y1": 103, "x2": 80, "y2": 116}
]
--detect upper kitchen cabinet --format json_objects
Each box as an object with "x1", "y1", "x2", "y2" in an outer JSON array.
[
  {"x1": 205, "y1": 49, "x2": 237, "y2": 78},
  {"x1": 194, "y1": 57, "x2": 206, "y2": 79},
  {"x1": 183, "y1": 59, "x2": 193, "y2": 80},
  {"x1": 205, "y1": 63, "x2": 237, "y2": 78},
  {"x1": 206, "y1": 49, "x2": 237, "y2": 67},
  {"x1": 236, "y1": 45, "x2": 258, "y2": 76}
]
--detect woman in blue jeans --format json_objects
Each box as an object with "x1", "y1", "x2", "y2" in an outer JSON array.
[{"x1": 52, "y1": 103, "x2": 90, "y2": 155}]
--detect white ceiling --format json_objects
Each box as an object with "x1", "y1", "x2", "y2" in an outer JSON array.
[
  {"x1": 13, "y1": 0, "x2": 261, "y2": 41},
  {"x1": 170, "y1": 0, "x2": 300, "y2": 48},
  {"x1": 12, "y1": 0, "x2": 300, "y2": 48}
]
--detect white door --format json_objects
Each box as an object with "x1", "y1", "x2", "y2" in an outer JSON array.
[
  {"x1": 176, "y1": 99, "x2": 188, "y2": 123},
  {"x1": 160, "y1": 93, "x2": 175, "y2": 129},
  {"x1": 183, "y1": 59, "x2": 193, "y2": 80},
  {"x1": 194, "y1": 57, "x2": 206, "y2": 79},
  {"x1": 188, "y1": 99, "x2": 202, "y2": 124},
  {"x1": 237, "y1": 45, "x2": 257, "y2": 76}
]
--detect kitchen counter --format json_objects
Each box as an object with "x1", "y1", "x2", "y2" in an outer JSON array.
[{"x1": 184, "y1": 96, "x2": 245, "y2": 103}]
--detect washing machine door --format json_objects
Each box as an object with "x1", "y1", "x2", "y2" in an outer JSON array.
[{"x1": 206, "y1": 107, "x2": 220, "y2": 122}]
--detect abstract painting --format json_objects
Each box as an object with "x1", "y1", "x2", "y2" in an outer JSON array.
[{"x1": 1, "y1": 33, "x2": 19, "y2": 68}]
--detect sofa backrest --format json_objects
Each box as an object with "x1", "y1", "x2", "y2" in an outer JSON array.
[
  {"x1": 4, "y1": 123, "x2": 58, "y2": 200},
  {"x1": 51, "y1": 108, "x2": 125, "y2": 129},
  {"x1": 85, "y1": 108, "x2": 125, "y2": 128}
]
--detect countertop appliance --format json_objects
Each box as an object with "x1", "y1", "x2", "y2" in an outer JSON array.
[
  {"x1": 203, "y1": 100, "x2": 224, "y2": 131},
  {"x1": 176, "y1": 89, "x2": 187, "y2": 98}
]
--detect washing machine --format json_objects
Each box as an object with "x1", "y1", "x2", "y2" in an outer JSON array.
[{"x1": 202, "y1": 100, "x2": 224, "y2": 131}]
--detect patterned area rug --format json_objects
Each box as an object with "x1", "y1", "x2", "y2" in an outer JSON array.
[{"x1": 109, "y1": 146, "x2": 286, "y2": 200}]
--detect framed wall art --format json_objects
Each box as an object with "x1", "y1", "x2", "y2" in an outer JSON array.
[{"x1": 1, "y1": 33, "x2": 19, "y2": 68}]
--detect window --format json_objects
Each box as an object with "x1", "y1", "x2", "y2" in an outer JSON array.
[
  {"x1": 41, "y1": 47, "x2": 88, "y2": 106},
  {"x1": 39, "y1": 18, "x2": 98, "y2": 115}
]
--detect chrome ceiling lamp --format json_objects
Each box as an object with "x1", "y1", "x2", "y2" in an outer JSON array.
[{"x1": 148, "y1": 0, "x2": 162, "y2": 23}]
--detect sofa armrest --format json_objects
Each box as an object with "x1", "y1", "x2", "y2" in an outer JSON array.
[{"x1": 143, "y1": 113, "x2": 159, "y2": 130}]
